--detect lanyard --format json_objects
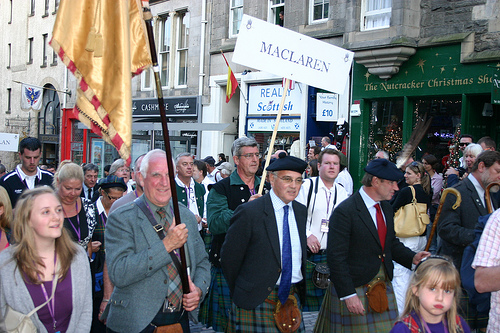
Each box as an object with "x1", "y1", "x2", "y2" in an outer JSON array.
[
  {"x1": 422, "y1": 318, "x2": 448, "y2": 333},
  {"x1": 37, "y1": 253, "x2": 58, "y2": 332},
  {"x1": 134, "y1": 190, "x2": 139, "y2": 198},
  {"x1": 63, "y1": 202, "x2": 81, "y2": 241}
]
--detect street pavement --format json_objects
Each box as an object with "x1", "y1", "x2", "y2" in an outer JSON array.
[{"x1": 190, "y1": 311, "x2": 318, "y2": 332}]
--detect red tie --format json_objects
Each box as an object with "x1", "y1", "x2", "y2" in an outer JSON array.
[{"x1": 374, "y1": 203, "x2": 386, "y2": 251}]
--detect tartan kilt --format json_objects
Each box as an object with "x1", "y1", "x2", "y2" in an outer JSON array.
[
  {"x1": 198, "y1": 266, "x2": 231, "y2": 332},
  {"x1": 459, "y1": 289, "x2": 489, "y2": 329},
  {"x1": 314, "y1": 266, "x2": 398, "y2": 333},
  {"x1": 200, "y1": 229, "x2": 213, "y2": 254},
  {"x1": 303, "y1": 253, "x2": 328, "y2": 312},
  {"x1": 227, "y1": 287, "x2": 306, "y2": 333}
]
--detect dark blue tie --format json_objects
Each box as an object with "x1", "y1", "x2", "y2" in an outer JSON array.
[{"x1": 278, "y1": 205, "x2": 291, "y2": 304}]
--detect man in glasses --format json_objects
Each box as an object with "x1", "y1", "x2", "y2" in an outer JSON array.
[
  {"x1": 296, "y1": 148, "x2": 349, "y2": 311},
  {"x1": 221, "y1": 153, "x2": 309, "y2": 332},
  {"x1": 459, "y1": 134, "x2": 474, "y2": 169},
  {"x1": 200, "y1": 136, "x2": 268, "y2": 331}
]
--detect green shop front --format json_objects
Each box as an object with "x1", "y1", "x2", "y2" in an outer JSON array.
[{"x1": 349, "y1": 43, "x2": 500, "y2": 187}]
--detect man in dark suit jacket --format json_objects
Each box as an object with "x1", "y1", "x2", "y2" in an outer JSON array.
[
  {"x1": 221, "y1": 153, "x2": 308, "y2": 332},
  {"x1": 315, "y1": 158, "x2": 429, "y2": 332},
  {"x1": 438, "y1": 150, "x2": 500, "y2": 330},
  {"x1": 81, "y1": 163, "x2": 99, "y2": 202}
]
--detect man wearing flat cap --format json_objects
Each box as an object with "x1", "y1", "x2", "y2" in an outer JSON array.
[
  {"x1": 204, "y1": 156, "x2": 222, "y2": 183},
  {"x1": 314, "y1": 158, "x2": 429, "y2": 332},
  {"x1": 221, "y1": 152, "x2": 308, "y2": 332}
]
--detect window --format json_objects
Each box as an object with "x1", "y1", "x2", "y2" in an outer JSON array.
[
  {"x1": 159, "y1": 14, "x2": 171, "y2": 88},
  {"x1": 7, "y1": 44, "x2": 11, "y2": 68},
  {"x1": 141, "y1": 68, "x2": 153, "y2": 91},
  {"x1": 176, "y1": 11, "x2": 189, "y2": 87},
  {"x1": 41, "y1": 34, "x2": 48, "y2": 67},
  {"x1": 28, "y1": 37, "x2": 33, "y2": 64},
  {"x1": 8, "y1": 0, "x2": 12, "y2": 24},
  {"x1": 269, "y1": 0, "x2": 284, "y2": 26},
  {"x1": 43, "y1": 0, "x2": 49, "y2": 16},
  {"x1": 51, "y1": 49, "x2": 58, "y2": 66},
  {"x1": 310, "y1": 0, "x2": 329, "y2": 23},
  {"x1": 6, "y1": 88, "x2": 11, "y2": 114},
  {"x1": 362, "y1": 0, "x2": 392, "y2": 31},
  {"x1": 30, "y1": 0, "x2": 35, "y2": 16},
  {"x1": 229, "y1": 0, "x2": 243, "y2": 37}
]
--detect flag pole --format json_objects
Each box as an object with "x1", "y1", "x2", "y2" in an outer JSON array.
[
  {"x1": 220, "y1": 50, "x2": 248, "y2": 104},
  {"x1": 142, "y1": 2, "x2": 189, "y2": 294},
  {"x1": 258, "y1": 78, "x2": 289, "y2": 194}
]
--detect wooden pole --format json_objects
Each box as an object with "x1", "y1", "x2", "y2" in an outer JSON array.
[
  {"x1": 258, "y1": 78, "x2": 290, "y2": 194},
  {"x1": 142, "y1": 3, "x2": 189, "y2": 294}
]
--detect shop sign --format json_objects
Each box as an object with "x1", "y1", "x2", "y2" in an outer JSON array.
[
  {"x1": 247, "y1": 83, "x2": 303, "y2": 115},
  {"x1": 0, "y1": 133, "x2": 19, "y2": 152},
  {"x1": 233, "y1": 15, "x2": 353, "y2": 95},
  {"x1": 316, "y1": 93, "x2": 339, "y2": 122},
  {"x1": 493, "y1": 71, "x2": 500, "y2": 105},
  {"x1": 132, "y1": 96, "x2": 198, "y2": 117},
  {"x1": 71, "y1": 142, "x2": 84, "y2": 151},
  {"x1": 247, "y1": 117, "x2": 300, "y2": 132}
]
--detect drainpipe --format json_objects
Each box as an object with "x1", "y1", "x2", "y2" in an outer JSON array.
[{"x1": 198, "y1": 0, "x2": 207, "y2": 96}]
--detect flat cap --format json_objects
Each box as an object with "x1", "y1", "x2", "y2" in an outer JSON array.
[
  {"x1": 364, "y1": 158, "x2": 403, "y2": 181},
  {"x1": 97, "y1": 175, "x2": 127, "y2": 191},
  {"x1": 266, "y1": 152, "x2": 307, "y2": 174},
  {"x1": 203, "y1": 156, "x2": 216, "y2": 166}
]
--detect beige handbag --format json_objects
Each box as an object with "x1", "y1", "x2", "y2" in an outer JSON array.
[
  {"x1": 394, "y1": 186, "x2": 430, "y2": 238},
  {"x1": 3, "y1": 271, "x2": 59, "y2": 333}
]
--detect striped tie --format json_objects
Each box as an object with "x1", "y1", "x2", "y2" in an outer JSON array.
[{"x1": 278, "y1": 205, "x2": 292, "y2": 304}]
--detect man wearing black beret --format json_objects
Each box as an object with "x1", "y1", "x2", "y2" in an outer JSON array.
[
  {"x1": 221, "y1": 152, "x2": 309, "y2": 332},
  {"x1": 315, "y1": 158, "x2": 430, "y2": 332}
]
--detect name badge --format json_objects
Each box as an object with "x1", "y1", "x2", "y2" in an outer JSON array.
[{"x1": 320, "y1": 218, "x2": 329, "y2": 233}]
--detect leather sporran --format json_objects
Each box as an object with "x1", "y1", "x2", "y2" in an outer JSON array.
[
  {"x1": 3, "y1": 305, "x2": 37, "y2": 333},
  {"x1": 312, "y1": 263, "x2": 330, "y2": 289},
  {"x1": 273, "y1": 295, "x2": 301, "y2": 333},
  {"x1": 365, "y1": 280, "x2": 388, "y2": 313},
  {"x1": 394, "y1": 186, "x2": 430, "y2": 238},
  {"x1": 153, "y1": 323, "x2": 183, "y2": 333}
]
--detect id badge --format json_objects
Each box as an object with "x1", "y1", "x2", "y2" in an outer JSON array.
[{"x1": 320, "y1": 218, "x2": 329, "y2": 233}]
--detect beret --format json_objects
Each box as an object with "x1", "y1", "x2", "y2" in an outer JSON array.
[
  {"x1": 266, "y1": 152, "x2": 307, "y2": 174},
  {"x1": 98, "y1": 175, "x2": 127, "y2": 191},
  {"x1": 364, "y1": 158, "x2": 403, "y2": 181},
  {"x1": 203, "y1": 156, "x2": 216, "y2": 166}
]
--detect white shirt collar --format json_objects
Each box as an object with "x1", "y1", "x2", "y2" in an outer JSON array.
[
  {"x1": 16, "y1": 164, "x2": 42, "y2": 181},
  {"x1": 96, "y1": 197, "x2": 107, "y2": 217}
]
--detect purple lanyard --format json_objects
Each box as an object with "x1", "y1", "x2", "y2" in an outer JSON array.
[
  {"x1": 423, "y1": 319, "x2": 448, "y2": 333},
  {"x1": 325, "y1": 190, "x2": 332, "y2": 217},
  {"x1": 134, "y1": 190, "x2": 139, "y2": 198},
  {"x1": 100, "y1": 212, "x2": 107, "y2": 228},
  {"x1": 249, "y1": 187, "x2": 255, "y2": 196},
  {"x1": 63, "y1": 202, "x2": 81, "y2": 241},
  {"x1": 37, "y1": 253, "x2": 58, "y2": 332},
  {"x1": 185, "y1": 186, "x2": 193, "y2": 208}
]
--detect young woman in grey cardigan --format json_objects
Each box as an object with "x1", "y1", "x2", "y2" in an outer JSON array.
[{"x1": 0, "y1": 187, "x2": 92, "y2": 333}]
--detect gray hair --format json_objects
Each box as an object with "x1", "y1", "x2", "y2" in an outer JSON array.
[
  {"x1": 109, "y1": 159, "x2": 126, "y2": 175},
  {"x1": 464, "y1": 143, "x2": 483, "y2": 158},
  {"x1": 231, "y1": 136, "x2": 258, "y2": 157},
  {"x1": 82, "y1": 163, "x2": 99, "y2": 174},
  {"x1": 175, "y1": 152, "x2": 192, "y2": 166},
  {"x1": 140, "y1": 150, "x2": 176, "y2": 178},
  {"x1": 134, "y1": 154, "x2": 146, "y2": 173}
]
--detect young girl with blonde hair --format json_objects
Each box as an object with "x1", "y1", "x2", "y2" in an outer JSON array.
[{"x1": 390, "y1": 255, "x2": 471, "y2": 332}]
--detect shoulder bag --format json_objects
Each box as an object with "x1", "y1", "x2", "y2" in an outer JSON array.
[
  {"x1": 394, "y1": 186, "x2": 430, "y2": 238},
  {"x1": 3, "y1": 269, "x2": 59, "y2": 333}
]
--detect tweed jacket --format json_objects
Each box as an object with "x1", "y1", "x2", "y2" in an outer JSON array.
[
  {"x1": 0, "y1": 246, "x2": 92, "y2": 333},
  {"x1": 104, "y1": 195, "x2": 210, "y2": 333},
  {"x1": 328, "y1": 190, "x2": 415, "y2": 298},
  {"x1": 438, "y1": 176, "x2": 498, "y2": 269},
  {"x1": 221, "y1": 193, "x2": 307, "y2": 310}
]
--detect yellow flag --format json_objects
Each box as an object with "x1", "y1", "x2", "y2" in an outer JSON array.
[{"x1": 51, "y1": 0, "x2": 151, "y2": 164}]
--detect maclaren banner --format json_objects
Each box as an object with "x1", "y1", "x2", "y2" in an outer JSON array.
[
  {"x1": 233, "y1": 15, "x2": 354, "y2": 95},
  {"x1": 51, "y1": 0, "x2": 151, "y2": 163}
]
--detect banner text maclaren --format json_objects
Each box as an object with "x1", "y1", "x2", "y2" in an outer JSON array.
[{"x1": 260, "y1": 42, "x2": 331, "y2": 73}]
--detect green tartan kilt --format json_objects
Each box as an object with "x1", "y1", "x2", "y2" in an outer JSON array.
[
  {"x1": 314, "y1": 266, "x2": 398, "y2": 333},
  {"x1": 200, "y1": 229, "x2": 213, "y2": 254},
  {"x1": 198, "y1": 266, "x2": 231, "y2": 332},
  {"x1": 303, "y1": 253, "x2": 328, "y2": 312},
  {"x1": 227, "y1": 287, "x2": 306, "y2": 333},
  {"x1": 459, "y1": 289, "x2": 489, "y2": 329}
]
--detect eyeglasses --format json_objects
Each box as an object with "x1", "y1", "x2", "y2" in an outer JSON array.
[
  {"x1": 239, "y1": 153, "x2": 261, "y2": 159},
  {"x1": 276, "y1": 175, "x2": 303, "y2": 185},
  {"x1": 459, "y1": 142, "x2": 470, "y2": 147},
  {"x1": 415, "y1": 255, "x2": 452, "y2": 271},
  {"x1": 104, "y1": 191, "x2": 121, "y2": 201}
]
